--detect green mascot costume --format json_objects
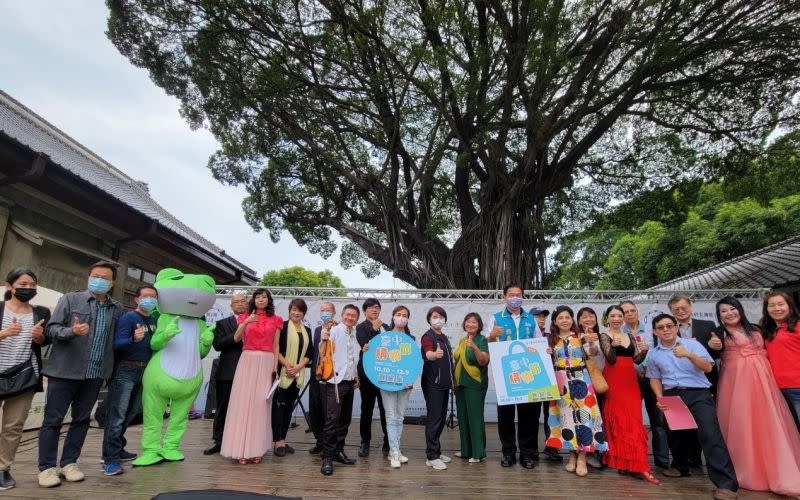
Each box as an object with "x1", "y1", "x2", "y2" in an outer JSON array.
[{"x1": 132, "y1": 268, "x2": 216, "y2": 466}]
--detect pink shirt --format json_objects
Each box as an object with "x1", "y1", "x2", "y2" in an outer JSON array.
[{"x1": 237, "y1": 311, "x2": 283, "y2": 352}]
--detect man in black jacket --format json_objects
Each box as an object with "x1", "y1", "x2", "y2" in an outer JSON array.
[
  {"x1": 355, "y1": 298, "x2": 389, "y2": 456},
  {"x1": 308, "y1": 301, "x2": 336, "y2": 454},
  {"x1": 203, "y1": 293, "x2": 248, "y2": 455},
  {"x1": 669, "y1": 294, "x2": 720, "y2": 469}
]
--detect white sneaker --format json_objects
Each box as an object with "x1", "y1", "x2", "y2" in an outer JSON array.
[
  {"x1": 399, "y1": 452, "x2": 408, "y2": 464},
  {"x1": 426, "y1": 458, "x2": 447, "y2": 470},
  {"x1": 468, "y1": 457, "x2": 485, "y2": 463},
  {"x1": 60, "y1": 463, "x2": 85, "y2": 482},
  {"x1": 38, "y1": 467, "x2": 61, "y2": 488},
  {"x1": 390, "y1": 452, "x2": 401, "y2": 468},
  {"x1": 440, "y1": 454, "x2": 452, "y2": 463},
  {"x1": 454, "y1": 451, "x2": 462, "y2": 458}
]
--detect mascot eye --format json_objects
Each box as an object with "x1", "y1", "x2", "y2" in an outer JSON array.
[{"x1": 170, "y1": 276, "x2": 184, "y2": 281}]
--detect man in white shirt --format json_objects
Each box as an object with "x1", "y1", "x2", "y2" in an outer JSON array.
[{"x1": 320, "y1": 304, "x2": 361, "y2": 476}]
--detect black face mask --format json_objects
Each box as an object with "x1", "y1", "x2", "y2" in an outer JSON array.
[{"x1": 13, "y1": 287, "x2": 37, "y2": 303}]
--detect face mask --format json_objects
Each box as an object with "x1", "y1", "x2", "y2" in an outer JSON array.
[
  {"x1": 393, "y1": 316, "x2": 409, "y2": 328},
  {"x1": 507, "y1": 296, "x2": 523, "y2": 310},
  {"x1": 13, "y1": 287, "x2": 37, "y2": 303},
  {"x1": 139, "y1": 297, "x2": 158, "y2": 312},
  {"x1": 88, "y1": 277, "x2": 111, "y2": 294},
  {"x1": 320, "y1": 311, "x2": 333, "y2": 323},
  {"x1": 430, "y1": 317, "x2": 446, "y2": 329}
]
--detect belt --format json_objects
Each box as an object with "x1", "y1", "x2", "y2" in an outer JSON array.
[
  {"x1": 118, "y1": 359, "x2": 147, "y2": 367},
  {"x1": 665, "y1": 386, "x2": 706, "y2": 391}
]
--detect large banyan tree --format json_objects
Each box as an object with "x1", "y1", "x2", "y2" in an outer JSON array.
[{"x1": 107, "y1": 0, "x2": 800, "y2": 289}]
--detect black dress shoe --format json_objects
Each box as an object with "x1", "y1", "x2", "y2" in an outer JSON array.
[
  {"x1": 309, "y1": 444, "x2": 323, "y2": 455},
  {"x1": 358, "y1": 442, "x2": 370, "y2": 457},
  {"x1": 285, "y1": 445, "x2": 295, "y2": 454},
  {"x1": 203, "y1": 442, "x2": 221, "y2": 455},
  {"x1": 274, "y1": 446, "x2": 286, "y2": 457},
  {"x1": 321, "y1": 457, "x2": 333, "y2": 475},
  {"x1": 543, "y1": 447, "x2": 563, "y2": 462},
  {"x1": 688, "y1": 458, "x2": 703, "y2": 468},
  {"x1": 520, "y1": 455, "x2": 536, "y2": 469},
  {"x1": 332, "y1": 451, "x2": 356, "y2": 465},
  {"x1": 500, "y1": 454, "x2": 516, "y2": 467}
]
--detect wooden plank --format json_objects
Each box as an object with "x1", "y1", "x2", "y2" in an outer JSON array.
[{"x1": 6, "y1": 418, "x2": 783, "y2": 499}]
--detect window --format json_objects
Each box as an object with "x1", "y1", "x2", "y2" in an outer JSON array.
[
  {"x1": 142, "y1": 270, "x2": 156, "y2": 284},
  {"x1": 127, "y1": 266, "x2": 142, "y2": 280}
]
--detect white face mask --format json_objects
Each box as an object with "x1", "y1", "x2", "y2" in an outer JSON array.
[
  {"x1": 393, "y1": 315, "x2": 409, "y2": 328},
  {"x1": 430, "y1": 317, "x2": 446, "y2": 329}
]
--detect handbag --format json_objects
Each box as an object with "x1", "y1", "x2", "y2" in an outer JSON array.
[
  {"x1": 0, "y1": 355, "x2": 38, "y2": 398},
  {"x1": 584, "y1": 357, "x2": 608, "y2": 394}
]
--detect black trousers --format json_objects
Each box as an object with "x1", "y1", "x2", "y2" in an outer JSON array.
[
  {"x1": 423, "y1": 387, "x2": 449, "y2": 460},
  {"x1": 308, "y1": 377, "x2": 324, "y2": 445},
  {"x1": 359, "y1": 377, "x2": 388, "y2": 445},
  {"x1": 640, "y1": 377, "x2": 671, "y2": 465},
  {"x1": 664, "y1": 388, "x2": 738, "y2": 491},
  {"x1": 497, "y1": 401, "x2": 541, "y2": 457},
  {"x1": 212, "y1": 379, "x2": 233, "y2": 443},
  {"x1": 272, "y1": 383, "x2": 301, "y2": 441},
  {"x1": 322, "y1": 381, "x2": 355, "y2": 458}
]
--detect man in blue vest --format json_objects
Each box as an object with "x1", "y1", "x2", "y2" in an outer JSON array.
[{"x1": 487, "y1": 284, "x2": 543, "y2": 469}]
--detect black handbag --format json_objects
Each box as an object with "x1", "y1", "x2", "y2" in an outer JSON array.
[{"x1": 0, "y1": 356, "x2": 38, "y2": 398}]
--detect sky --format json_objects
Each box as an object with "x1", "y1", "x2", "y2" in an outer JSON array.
[{"x1": 0, "y1": 1, "x2": 401, "y2": 288}]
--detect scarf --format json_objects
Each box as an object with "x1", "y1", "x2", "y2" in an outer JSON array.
[
  {"x1": 453, "y1": 335, "x2": 482, "y2": 385},
  {"x1": 279, "y1": 321, "x2": 309, "y2": 389}
]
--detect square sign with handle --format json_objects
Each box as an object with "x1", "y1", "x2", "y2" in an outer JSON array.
[{"x1": 489, "y1": 337, "x2": 559, "y2": 405}]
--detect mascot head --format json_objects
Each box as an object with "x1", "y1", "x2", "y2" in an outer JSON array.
[{"x1": 154, "y1": 268, "x2": 216, "y2": 318}]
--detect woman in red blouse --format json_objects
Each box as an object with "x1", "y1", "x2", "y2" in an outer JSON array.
[
  {"x1": 221, "y1": 288, "x2": 283, "y2": 464},
  {"x1": 762, "y1": 291, "x2": 800, "y2": 433}
]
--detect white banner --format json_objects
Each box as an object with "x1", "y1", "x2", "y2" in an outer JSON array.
[{"x1": 201, "y1": 296, "x2": 761, "y2": 423}]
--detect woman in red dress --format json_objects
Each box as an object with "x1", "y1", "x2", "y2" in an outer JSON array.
[{"x1": 599, "y1": 305, "x2": 660, "y2": 485}]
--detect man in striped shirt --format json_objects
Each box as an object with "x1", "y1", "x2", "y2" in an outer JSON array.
[{"x1": 37, "y1": 261, "x2": 123, "y2": 488}]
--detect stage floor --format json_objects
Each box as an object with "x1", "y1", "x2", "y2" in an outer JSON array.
[{"x1": 5, "y1": 418, "x2": 787, "y2": 499}]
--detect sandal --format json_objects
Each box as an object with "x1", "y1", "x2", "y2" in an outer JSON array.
[
  {"x1": 565, "y1": 454, "x2": 577, "y2": 472},
  {"x1": 640, "y1": 472, "x2": 661, "y2": 485},
  {"x1": 237, "y1": 458, "x2": 249, "y2": 465},
  {"x1": 252, "y1": 457, "x2": 262, "y2": 464}
]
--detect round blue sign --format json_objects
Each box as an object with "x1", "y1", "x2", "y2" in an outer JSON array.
[{"x1": 362, "y1": 331, "x2": 423, "y2": 392}]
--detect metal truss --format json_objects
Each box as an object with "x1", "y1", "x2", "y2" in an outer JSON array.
[{"x1": 215, "y1": 286, "x2": 769, "y2": 301}]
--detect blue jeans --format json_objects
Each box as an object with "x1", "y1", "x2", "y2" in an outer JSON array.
[
  {"x1": 380, "y1": 388, "x2": 411, "y2": 454},
  {"x1": 102, "y1": 362, "x2": 145, "y2": 463},
  {"x1": 38, "y1": 377, "x2": 104, "y2": 471},
  {"x1": 782, "y1": 388, "x2": 800, "y2": 433}
]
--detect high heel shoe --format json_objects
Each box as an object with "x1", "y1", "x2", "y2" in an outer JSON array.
[{"x1": 640, "y1": 472, "x2": 661, "y2": 485}]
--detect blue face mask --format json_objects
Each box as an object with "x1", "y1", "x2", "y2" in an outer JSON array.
[
  {"x1": 88, "y1": 277, "x2": 111, "y2": 294},
  {"x1": 507, "y1": 296, "x2": 523, "y2": 310},
  {"x1": 139, "y1": 297, "x2": 158, "y2": 312},
  {"x1": 320, "y1": 312, "x2": 333, "y2": 323}
]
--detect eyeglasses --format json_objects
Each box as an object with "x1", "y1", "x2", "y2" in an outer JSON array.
[{"x1": 654, "y1": 324, "x2": 677, "y2": 331}]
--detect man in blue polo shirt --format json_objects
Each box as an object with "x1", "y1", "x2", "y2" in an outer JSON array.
[
  {"x1": 646, "y1": 313, "x2": 737, "y2": 500},
  {"x1": 101, "y1": 285, "x2": 158, "y2": 475},
  {"x1": 487, "y1": 284, "x2": 542, "y2": 469}
]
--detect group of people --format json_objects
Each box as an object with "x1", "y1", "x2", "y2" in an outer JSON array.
[{"x1": 1, "y1": 268, "x2": 800, "y2": 500}]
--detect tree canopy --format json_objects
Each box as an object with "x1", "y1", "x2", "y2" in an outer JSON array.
[
  {"x1": 260, "y1": 265, "x2": 345, "y2": 289},
  {"x1": 552, "y1": 131, "x2": 800, "y2": 289},
  {"x1": 107, "y1": 0, "x2": 800, "y2": 289}
]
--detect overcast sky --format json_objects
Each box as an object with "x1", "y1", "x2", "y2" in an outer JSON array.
[{"x1": 0, "y1": 1, "x2": 400, "y2": 288}]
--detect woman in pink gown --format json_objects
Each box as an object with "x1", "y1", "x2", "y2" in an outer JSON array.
[{"x1": 711, "y1": 296, "x2": 800, "y2": 497}]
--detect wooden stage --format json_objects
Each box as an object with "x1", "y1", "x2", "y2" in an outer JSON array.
[{"x1": 5, "y1": 418, "x2": 787, "y2": 499}]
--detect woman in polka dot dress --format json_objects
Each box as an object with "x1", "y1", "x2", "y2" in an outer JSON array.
[{"x1": 545, "y1": 305, "x2": 607, "y2": 477}]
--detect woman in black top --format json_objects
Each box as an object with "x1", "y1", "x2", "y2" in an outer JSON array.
[{"x1": 420, "y1": 306, "x2": 454, "y2": 470}]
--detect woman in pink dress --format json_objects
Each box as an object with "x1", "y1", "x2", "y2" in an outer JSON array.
[
  {"x1": 711, "y1": 296, "x2": 800, "y2": 497},
  {"x1": 221, "y1": 288, "x2": 283, "y2": 464}
]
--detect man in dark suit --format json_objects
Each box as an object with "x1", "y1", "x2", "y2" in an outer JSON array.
[
  {"x1": 355, "y1": 298, "x2": 389, "y2": 457},
  {"x1": 668, "y1": 294, "x2": 720, "y2": 469},
  {"x1": 203, "y1": 293, "x2": 248, "y2": 455},
  {"x1": 308, "y1": 302, "x2": 336, "y2": 454}
]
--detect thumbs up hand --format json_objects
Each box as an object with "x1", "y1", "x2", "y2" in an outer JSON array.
[
  {"x1": 31, "y1": 319, "x2": 45, "y2": 343},
  {"x1": 434, "y1": 344, "x2": 444, "y2": 359},
  {"x1": 2, "y1": 317, "x2": 23, "y2": 339},
  {"x1": 133, "y1": 323, "x2": 146, "y2": 342},
  {"x1": 71, "y1": 316, "x2": 90, "y2": 336},
  {"x1": 708, "y1": 331, "x2": 723, "y2": 351}
]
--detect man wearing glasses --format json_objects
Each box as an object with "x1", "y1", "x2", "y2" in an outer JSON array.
[{"x1": 647, "y1": 313, "x2": 738, "y2": 500}]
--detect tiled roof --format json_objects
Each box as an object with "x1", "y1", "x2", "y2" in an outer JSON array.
[
  {"x1": 0, "y1": 90, "x2": 256, "y2": 280},
  {"x1": 650, "y1": 235, "x2": 800, "y2": 291}
]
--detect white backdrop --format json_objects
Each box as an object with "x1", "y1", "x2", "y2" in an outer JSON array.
[{"x1": 200, "y1": 296, "x2": 762, "y2": 423}]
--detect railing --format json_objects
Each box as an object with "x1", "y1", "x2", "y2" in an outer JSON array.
[{"x1": 214, "y1": 286, "x2": 769, "y2": 301}]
